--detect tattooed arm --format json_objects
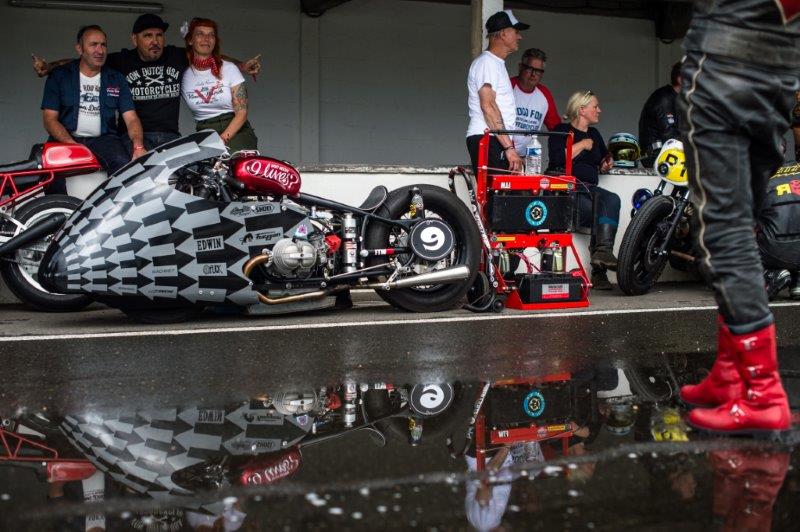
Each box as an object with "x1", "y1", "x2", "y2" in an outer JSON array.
[
  {"x1": 220, "y1": 83, "x2": 248, "y2": 145},
  {"x1": 478, "y1": 83, "x2": 522, "y2": 172}
]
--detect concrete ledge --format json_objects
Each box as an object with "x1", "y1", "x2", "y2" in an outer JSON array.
[{"x1": 2, "y1": 284, "x2": 799, "y2": 415}]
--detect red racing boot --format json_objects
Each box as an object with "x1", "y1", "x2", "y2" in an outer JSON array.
[
  {"x1": 709, "y1": 450, "x2": 790, "y2": 530},
  {"x1": 680, "y1": 316, "x2": 744, "y2": 407},
  {"x1": 688, "y1": 324, "x2": 791, "y2": 436}
]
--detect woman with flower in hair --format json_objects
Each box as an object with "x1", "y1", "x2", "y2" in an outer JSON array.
[{"x1": 181, "y1": 17, "x2": 257, "y2": 152}]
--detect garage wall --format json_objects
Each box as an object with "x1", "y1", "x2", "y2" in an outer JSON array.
[{"x1": 0, "y1": 0, "x2": 681, "y2": 168}]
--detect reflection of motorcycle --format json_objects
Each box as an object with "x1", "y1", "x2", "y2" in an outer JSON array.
[
  {"x1": 34, "y1": 131, "x2": 479, "y2": 323},
  {"x1": 0, "y1": 142, "x2": 99, "y2": 310},
  {"x1": 618, "y1": 139, "x2": 696, "y2": 295},
  {"x1": 0, "y1": 382, "x2": 461, "y2": 504}
]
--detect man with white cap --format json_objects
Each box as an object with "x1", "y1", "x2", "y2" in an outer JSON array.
[{"x1": 466, "y1": 9, "x2": 529, "y2": 175}]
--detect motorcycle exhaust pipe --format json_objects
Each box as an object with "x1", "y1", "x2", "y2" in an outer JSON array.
[
  {"x1": 0, "y1": 213, "x2": 66, "y2": 257},
  {"x1": 243, "y1": 253, "x2": 350, "y2": 305},
  {"x1": 364, "y1": 265, "x2": 471, "y2": 290}
]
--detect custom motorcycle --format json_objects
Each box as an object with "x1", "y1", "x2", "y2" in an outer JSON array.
[
  {"x1": 0, "y1": 142, "x2": 101, "y2": 310},
  {"x1": 33, "y1": 131, "x2": 480, "y2": 322},
  {"x1": 617, "y1": 139, "x2": 696, "y2": 295},
  {"x1": 0, "y1": 382, "x2": 464, "y2": 513}
]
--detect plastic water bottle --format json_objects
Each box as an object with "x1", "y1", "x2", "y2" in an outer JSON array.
[{"x1": 524, "y1": 135, "x2": 542, "y2": 175}]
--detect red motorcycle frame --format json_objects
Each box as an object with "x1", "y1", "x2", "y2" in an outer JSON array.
[
  {"x1": 0, "y1": 143, "x2": 99, "y2": 209},
  {"x1": 0, "y1": 142, "x2": 100, "y2": 311},
  {"x1": 0, "y1": 425, "x2": 96, "y2": 483}
]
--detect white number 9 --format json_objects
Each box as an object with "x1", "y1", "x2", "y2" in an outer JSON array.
[
  {"x1": 420, "y1": 227, "x2": 445, "y2": 251},
  {"x1": 419, "y1": 385, "x2": 445, "y2": 409}
]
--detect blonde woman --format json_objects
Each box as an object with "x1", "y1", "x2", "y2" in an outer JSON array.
[{"x1": 548, "y1": 90, "x2": 621, "y2": 290}]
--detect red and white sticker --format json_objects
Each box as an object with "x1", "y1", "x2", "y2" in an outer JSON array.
[{"x1": 541, "y1": 283, "x2": 570, "y2": 300}]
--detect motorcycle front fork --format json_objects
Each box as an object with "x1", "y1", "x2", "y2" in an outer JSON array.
[{"x1": 654, "y1": 189, "x2": 691, "y2": 260}]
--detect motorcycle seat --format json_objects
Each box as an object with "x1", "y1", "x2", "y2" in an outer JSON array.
[
  {"x1": 0, "y1": 145, "x2": 43, "y2": 175},
  {"x1": 359, "y1": 185, "x2": 389, "y2": 212}
]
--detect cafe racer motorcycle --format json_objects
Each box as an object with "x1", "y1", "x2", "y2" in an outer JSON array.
[
  {"x1": 37, "y1": 131, "x2": 480, "y2": 322},
  {"x1": 0, "y1": 142, "x2": 101, "y2": 311},
  {"x1": 1, "y1": 382, "x2": 463, "y2": 513},
  {"x1": 617, "y1": 139, "x2": 696, "y2": 295}
]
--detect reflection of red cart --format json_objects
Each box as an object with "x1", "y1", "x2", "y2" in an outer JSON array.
[
  {"x1": 473, "y1": 129, "x2": 590, "y2": 310},
  {"x1": 468, "y1": 374, "x2": 577, "y2": 472}
]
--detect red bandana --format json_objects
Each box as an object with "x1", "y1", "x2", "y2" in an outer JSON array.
[{"x1": 192, "y1": 56, "x2": 220, "y2": 78}]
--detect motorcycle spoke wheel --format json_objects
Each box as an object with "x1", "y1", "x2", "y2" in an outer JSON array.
[
  {"x1": 365, "y1": 185, "x2": 480, "y2": 312},
  {"x1": 617, "y1": 195, "x2": 674, "y2": 296},
  {"x1": 0, "y1": 195, "x2": 91, "y2": 311}
]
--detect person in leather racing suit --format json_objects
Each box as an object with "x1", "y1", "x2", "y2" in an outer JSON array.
[
  {"x1": 638, "y1": 62, "x2": 682, "y2": 168},
  {"x1": 758, "y1": 164, "x2": 800, "y2": 299},
  {"x1": 676, "y1": 0, "x2": 797, "y2": 436}
]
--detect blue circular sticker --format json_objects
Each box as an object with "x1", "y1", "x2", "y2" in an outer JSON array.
[
  {"x1": 523, "y1": 390, "x2": 546, "y2": 418},
  {"x1": 525, "y1": 200, "x2": 548, "y2": 227}
]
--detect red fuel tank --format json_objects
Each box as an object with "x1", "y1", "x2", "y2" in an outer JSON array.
[
  {"x1": 41, "y1": 143, "x2": 99, "y2": 169},
  {"x1": 232, "y1": 156, "x2": 302, "y2": 196}
]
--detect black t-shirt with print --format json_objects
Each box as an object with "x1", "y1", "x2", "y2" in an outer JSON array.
[
  {"x1": 106, "y1": 45, "x2": 188, "y2": 134},
  {"x1": 548, "y1": 123, "x2": 609, "y2": 186}
]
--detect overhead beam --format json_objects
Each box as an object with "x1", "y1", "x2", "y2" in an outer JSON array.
[{"x1": 300, "y1": 0, "x2": 352, "y2": 17}]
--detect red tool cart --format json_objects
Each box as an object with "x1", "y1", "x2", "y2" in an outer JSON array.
[
  {"x1": 472, "y1": 129, "x2": 590, "y2": 310},
  {"x1": 450, "y1": 374, "x2": 578, "y2": 472}
]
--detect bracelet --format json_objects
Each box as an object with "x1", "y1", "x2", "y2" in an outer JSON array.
[
  {"x1": 503, "y1": 145, "x2": 514, "y2": 152},
  {"x1": 133, "y1": 145, "x2": 145, "y2": 150}
]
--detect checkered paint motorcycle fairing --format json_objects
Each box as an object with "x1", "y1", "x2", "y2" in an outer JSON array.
[{"x1": 42, "y1": 131, "x2": 315, "y2": 307}]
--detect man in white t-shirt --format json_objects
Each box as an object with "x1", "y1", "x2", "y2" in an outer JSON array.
[
  {"x1": 510, "y1": 48, "x2": 561, "y2": 156},
  {"x1": 466, "y1": 10, "x2": 529, "y2": 174}
]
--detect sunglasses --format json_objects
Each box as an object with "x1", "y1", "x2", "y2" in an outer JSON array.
[{"x1": 520, "y1": 64, "x2": 545, "y2": 76}]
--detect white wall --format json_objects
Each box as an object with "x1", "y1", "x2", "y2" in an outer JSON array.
[{"x1": 0, "y1": 0, "x2": 682, "y2": 168}]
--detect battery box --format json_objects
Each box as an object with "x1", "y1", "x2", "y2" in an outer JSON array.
[
  {"x1": 486, "y1": 381, "x2": 574, "y2": 428},
  {"x1": 489, "y1": 193, "x2": 574, "y2": 233},
  {"x1": 516, "y1": 272, "x2": 585, "y2": 304}
]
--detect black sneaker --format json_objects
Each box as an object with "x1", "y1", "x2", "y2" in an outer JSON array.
[
  {"x1": 765, "y1": 269, "x2": 790, "y2": 300},
  {"x1": 790, "y1": 272, "x2": 800, "y2": 300}
]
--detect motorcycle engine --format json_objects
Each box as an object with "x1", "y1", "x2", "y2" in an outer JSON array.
[{"x1": 268, "y1": 238, "x2": 321, "y2": 277}]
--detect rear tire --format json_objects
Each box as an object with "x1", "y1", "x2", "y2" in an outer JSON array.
[
  {"x1": 365, "y1": 185, "x2": 480, "y2": 312},
  {"x1": 0, "y1": 195, "x2": 91, "y2": 311},
  {"x1": 617, "y1": 195, "x2": 674, "y2": 296}
]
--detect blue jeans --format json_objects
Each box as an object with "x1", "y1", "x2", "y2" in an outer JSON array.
[
  {"x1": 75, "y1": 134, "x2": 129, "y2": 175},
  {"x1": 576, "y1": 186, "x2": 621, "y2": 228}
]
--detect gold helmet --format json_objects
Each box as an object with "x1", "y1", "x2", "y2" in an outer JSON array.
[{"x1": 654, "y1": 139, "x2": 687, "y2": 185}]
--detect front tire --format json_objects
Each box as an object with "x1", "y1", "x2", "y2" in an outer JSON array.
[
  {"x1": 617, "y1": 195, "x2": 674, "y2": 296},
  {"x1": 365, "y1": 185, "x2": 480, "y2": 312},
  {"x1": 0, "y1": 195, "x2": 91, "y2": 311}
]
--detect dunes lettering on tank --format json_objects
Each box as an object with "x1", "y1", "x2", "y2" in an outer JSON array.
[
  {"x1": 232, "y1": 156, "x2": 302, "y2": 196},
  {"x1": 775, "y1": 0, "x2": 800, "y2": 22}
]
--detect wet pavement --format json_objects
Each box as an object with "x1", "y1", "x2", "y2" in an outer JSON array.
[{"x1": 1, "y1": 283, "x2": 799, "y2": 530}]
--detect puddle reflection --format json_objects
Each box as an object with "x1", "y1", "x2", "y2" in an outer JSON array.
[{"x1": 0, "y1": 356, "x2": 797, "y2": 530}]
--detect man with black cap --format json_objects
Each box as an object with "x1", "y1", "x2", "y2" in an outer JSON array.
[
  {"x1": 466, "y1": 9, "x2": 529, "y2": 175},
  {"x1": 33, "y1": 14, "x2": 261, "y2": 151}
]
